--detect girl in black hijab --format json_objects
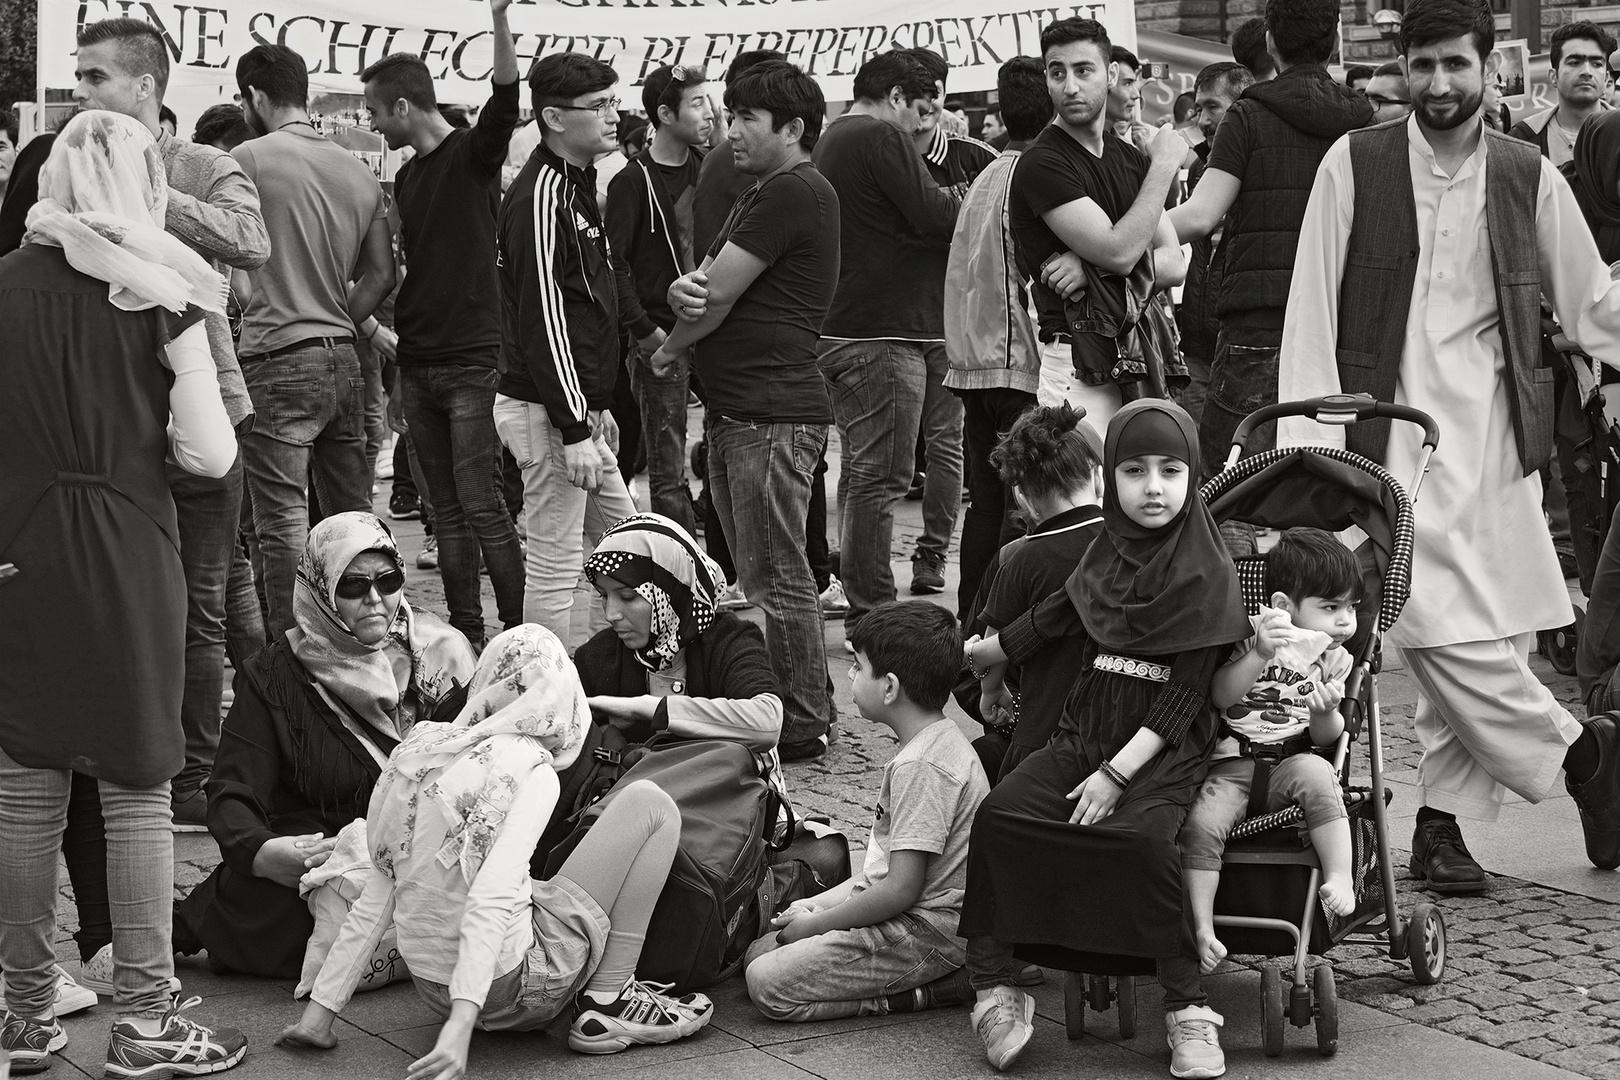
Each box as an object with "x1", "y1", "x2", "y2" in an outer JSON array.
[{"x1": 958, "y1": 400, "x2": 1251, "y2": 1077}]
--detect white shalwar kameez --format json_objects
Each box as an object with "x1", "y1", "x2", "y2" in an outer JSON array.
[{"x1": 1278, "y1": 115, "x2": 1620, "y2": 819}]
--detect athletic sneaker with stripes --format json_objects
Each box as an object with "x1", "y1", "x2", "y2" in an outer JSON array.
[
  {"x1": 1, "y1": 1011, "x2": 67, "y2": 1074},
  {"x1": 567, "y1": 978, "x2": 715, "y2": 1054},
  {"x1": 103, "y1": 996, "x2": 247, "y2": 1078}
]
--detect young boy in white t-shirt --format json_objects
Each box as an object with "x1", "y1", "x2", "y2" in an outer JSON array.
[
  {"x1": 1178, "y1": 528, "x2": 1361, "y2": 974},
  {"x1": 744, "y1": 601, "x2": 990, "y2": 1022}
]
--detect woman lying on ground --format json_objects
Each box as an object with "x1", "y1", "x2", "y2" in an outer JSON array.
[
  {"x1": 276, "y1": 624, "x2": 713, "y2": 1076},
  {"x1": 174, "y1": 512, "x2": 476, "y2": 981}
]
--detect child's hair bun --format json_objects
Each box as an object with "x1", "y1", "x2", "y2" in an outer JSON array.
[{"x1": 991, "y1": 405, "x2": 1102, "y2": 500}]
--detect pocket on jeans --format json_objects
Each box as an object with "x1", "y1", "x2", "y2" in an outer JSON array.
[
  {"x1": 255, "y1": 380, "x2": 326, "y2": 445},
  {"x1": 1209, "y1": 344, "x2": 1280, "y2": 415},
  {"x1": 494, "y1": 401, "x2": 536, "y2": 468},
  {"x1": 792, "y1": 424, "x2": 827, "y2": 476},
  {"x1": 338, "y1": 378, "x2": 368, "y2": 437}
]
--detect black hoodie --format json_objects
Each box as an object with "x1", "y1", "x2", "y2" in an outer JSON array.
[{"x1": 1205, "y1": 63, "x2": 1374, "y2": 328}]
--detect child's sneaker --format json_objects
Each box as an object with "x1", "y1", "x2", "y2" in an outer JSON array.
[
  {"x1": 78, "y1": 946, "x2": 183, "y2": 999},
  {"x1": 567, "y1": 979, "x2": 713, "y2": 1054},
  {"x1": 1166, "y1": 1005, "x2": 1225, "y2": 1079},
  {"x1": 104, "y1": 996, "x2": 247, "y2": 1077},
  {"x1": 53, "y1": 965, "x2": 97, "y2": 1017},
  {"x1": 2, "y1": 1011, "x2": 66, "y2": 1073},
  {"x1": 970, "y1": 986, "x2": 1034, "y2": 1072}
]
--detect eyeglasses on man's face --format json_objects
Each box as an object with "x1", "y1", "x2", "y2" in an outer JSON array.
[{"x1": 554, "y1": 95, "x2": 621, "y2": 118}]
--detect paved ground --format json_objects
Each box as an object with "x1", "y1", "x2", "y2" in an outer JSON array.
[{"x1": 34, "y1": 422, "x2": 1620, "y2": 1079}]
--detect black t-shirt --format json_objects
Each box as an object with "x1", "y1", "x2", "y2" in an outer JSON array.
[
  {"x1": 393, "y1": 79, "x2": 522, "y2": 367},
  {"x1": 695, "y1": 161, "x2": 839, "y2": 424},
  {"x1": 653, "y1": 156, "x2": 701, "y2": 271},
  {"x1": 1010, "y1": 126, "x2": 1148, "y2": 339},
  {"x1": 692, "y1": 144, "x2": 753, "y2": 263}
]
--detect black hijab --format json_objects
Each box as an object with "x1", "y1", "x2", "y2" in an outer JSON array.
[
  {"x1": 1067, "y1": 399, "x2": 1250, "y2": 655},
  {"x1": 1566, "y1": 110, "x2": 1620, "y2": 264}
]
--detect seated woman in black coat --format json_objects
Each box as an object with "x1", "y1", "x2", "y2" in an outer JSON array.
[
  {"x1": 573, "y1": 513, "x2": 782, "y2": 758},
  {"x1": 174, "y1": 512, "x2": 476, "y2": 979}
]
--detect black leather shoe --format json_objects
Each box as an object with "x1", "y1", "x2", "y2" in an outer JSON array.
[
  {"x1": 1409, "y1": 818, "x2": 1488, "y2": 894},
  {"x1": 1566, "y1": 713, "x2": 1620, "y2": 870}
]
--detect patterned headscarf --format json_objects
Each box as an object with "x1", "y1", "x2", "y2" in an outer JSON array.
[
  {"x1": 368, "y1": 625, "x2": 589, "y2": 884},
  {"x1": 23, "y1": 111, "x2": 226, "y2": 315},
  {"x1": 287, "y1": 512, "x2": 475, "y2": 742},
  {"x1": 583, "y1": 513, "x2": 725, "y2": 672}
]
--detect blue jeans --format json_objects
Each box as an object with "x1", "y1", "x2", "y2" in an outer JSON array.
[
  {"x1": 917, "y1": 342, "x2": 964, "y2": 564},
  {"x1": 629, "y1": 344, "x2": 695, "y2": 535},
  {"x1": 0, "y1": 748, "x2": 173, "y2": 1019},
  {"x1": 1199, "y1": 325, "x2": 1281, "y2": 482},
  {"x1": 708, "y1": 418, "x2": 832, "y2": 744},
  {"x1": 168, "y1": 453, "x2": 245, "y2": 795},
  {"x1": 240, "y1": 343, "x2": 371, "y2": 637},
  {"x1": 226, "y1": 483, "x2": 266, "y2": 673},
  {"x1": 819, "y1": 340, "x2": 927, "y2": 629},
  {"x1": 402, "y1": 364, "x2": 525, "y2": 645},
  {"x1": 359, "y1": 338, "x2": 389, "y2": 480}
]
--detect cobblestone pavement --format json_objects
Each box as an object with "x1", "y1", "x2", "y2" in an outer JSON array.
[{"x1": 41, "y1": 451, "x2": 1620, "y2": 1080}]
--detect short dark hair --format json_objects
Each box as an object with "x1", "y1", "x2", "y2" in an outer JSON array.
[
  {"x1": 1195, "y1": 60, "x2": 1256, "y2": 98},
  {"x1": 439, "y1": 103, "x2": 472, "y2": 129},
  {"x1": 237, "y1": 45, "x2": 309, "y2": 110},
  {"x1": 848, "y1": 602, "x2": 962, "y2": 710},
  {"x1": 528, "y1": 52, "x2": 618, "y2": 114},
  {"x1": 2, "y1": 109, "x2": 17, "y2": 145},
  {"x1": 361, "y1": 52, "x2": 438, "y2": 112},
  {"x1": 1173, "y1": 91, "x2": 1196, "y2": 123},
  {"x1": 900, "y1": 47, "x2": 950, "y2": 89},
  {"x1": 158, "y1": 104, "x2": 176, "y2": 128},
  {"x1": 1231, "y1": 18, "x2": 1276, "y2": 78},
  {"x1": 991, "y1": 405, "x2": 1104, "y2": 501},
  {"x1": 1551, "y1": 20, "x2": 1617, "y2": 70},
  {"x1": 1373, "y1": 60, "x2": 1404, "y2": 77},
  {"x1": 1265, "y1": 528, "x2": 1365, "y2": 603},
  {"x1": 78, "y1": 18, "x2": 170, "y2": 95},
  {"x1": 1111, "y1": 45, "x2": 1141, "y2": 72},
  {"x1": 851, "y1": 51, "x2": 935, "y2": 104},
  {"x1": 1345, "y1": 63, "x2": 1376, "y2": 85},
  {"x1": 724, "y1": 49, "x2": 785, "y2": 84},
  {"x1": 997, "y1": 56, "x2": 1054, "y2": 140},
  {"x1": 723, "y1": 60, "x2": 825, "y2": 151},
  {"x1": 1264, "y1": 0, "x2": 1339, "y2": 66},
  {"x1": 1040, "y1": 18, "x2": 1113, "y2": 62},
  {"x1": 641, "y1": 64, "x2": 706, "y2": 129},
  {"x1": 191, "y1": 103, "x2": 251, "y2": 150},
  {"x1": 1399, "y1": 0, "x2": 1495, "y2": 61}
]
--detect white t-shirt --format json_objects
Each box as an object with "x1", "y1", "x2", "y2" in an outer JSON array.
[{"x1": 1213, "y1": 611, "x2": 1353, "y2": 760}]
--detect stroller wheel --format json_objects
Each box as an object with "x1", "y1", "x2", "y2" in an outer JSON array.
[
  {"x1": 1063, "y1": 971, "x2": 1085, "y2": 1040},
  {"x1": 1260, "y1": 965, "x2": 1286, "y2": 1057},
  {"x1": 1086, "y1": 974, "x2": 1111, "y2": 1013},
  {"x1": 1541, "y1": 617, "x2": 1579, "y2": 677},
  {"x1": 1314, "y1": 965, "x2": 1339, "y2": 1057},
  {"x1": 1408, "y1": 903, "x2": 1447, "y2": 985},
  {"x1": 1117, "y1": 976, "x2": 1138, "y2": 1039}
]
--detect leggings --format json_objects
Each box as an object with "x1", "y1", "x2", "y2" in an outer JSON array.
[{"x1": 554, "y1": 780, "x2": 680, "y2": 995}]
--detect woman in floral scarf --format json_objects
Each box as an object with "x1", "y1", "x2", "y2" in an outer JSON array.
[{"x1": 278, "y1": 624, "x2": 713, "y2": 1073}]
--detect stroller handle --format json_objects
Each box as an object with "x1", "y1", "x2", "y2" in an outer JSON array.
[{"x1": 1232, "y1": 394, "x2": 1440, "y2": 454}]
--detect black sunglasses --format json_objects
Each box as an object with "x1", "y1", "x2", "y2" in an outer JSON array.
[{"x1": 335, "y1": 569, "x2": 406, "y2": 600}]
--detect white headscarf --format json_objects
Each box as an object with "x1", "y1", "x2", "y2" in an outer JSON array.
[{"x1": 22, "y1": 110, "x2": 227, "y2": 315}]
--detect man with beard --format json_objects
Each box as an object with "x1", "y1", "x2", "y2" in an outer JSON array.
[
  {"x1": 231, "y1": 44, "x2": 397, "y2": 636},
  {"x1": 1280, "y1": 0, "x2": 1620, "y2": 894},
  {"x1": 1510, "y1": 21, "x2": 1615, "y2": 167}
]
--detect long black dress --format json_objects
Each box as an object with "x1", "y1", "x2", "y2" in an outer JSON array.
[
  {"x1": 958, "y1": 589, "x2": 1226, "y2": 971},
  {"x1": 176, "y1": 640, "x2": 404, "y2": 977}
]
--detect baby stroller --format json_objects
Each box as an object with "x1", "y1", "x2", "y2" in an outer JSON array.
[{"x1": 1063, "y1": 393, "x2": 1448, "y2": 1058}]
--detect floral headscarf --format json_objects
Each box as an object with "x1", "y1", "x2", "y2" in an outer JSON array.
[
  {"x1": 23, "y1": 110, "x2": 226, "y2": 315},
  {"x1": 287, "y1": 512, "x2": 475, "y2": 742},
  {"x1": 367, "y1": 624, "x2": 589, "y2": 884},
  {"x1": 583, "y1": 513, "x2": 725, "y2": 672}
]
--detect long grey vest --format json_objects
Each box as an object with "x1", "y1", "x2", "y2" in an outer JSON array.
[{"x1": 1337, "y1": 120, "x2": 1554, "y2": 476}]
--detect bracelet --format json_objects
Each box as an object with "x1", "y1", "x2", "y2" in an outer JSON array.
[
  {"x1": 966, "y1": 641, "x2": 988, "y2": 681},
  {"x1": 1098, "y1": 760, "x2": 1130, "y2": 790}
]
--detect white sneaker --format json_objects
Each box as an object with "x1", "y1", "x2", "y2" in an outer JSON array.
[
  {"x1": 715, "y1": 582, "x2": 752, "y2": 611},
  {"x1": 79, "y1": 946, "x2": 183, "y2": 999},
  {"x1": 970, "y1": 986, "x2": 1035, "y2": 1072},
  {"x1": 53, "y1": 965, "x2": 97, "y2": 1016},
  {"x1": 1166, "y1": 1005, "x2": 1226, "y2": 1078},
  {"x1": 567, "y1": 979, "x2": 713, "y2": 1054},
  {"x1": 819, "y1": 575, "x2": 849, "y2": 620}
]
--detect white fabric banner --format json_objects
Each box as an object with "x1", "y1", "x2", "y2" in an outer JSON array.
[{"x1": 40, "y1": 0, "x2": 1137, "y2": 124}]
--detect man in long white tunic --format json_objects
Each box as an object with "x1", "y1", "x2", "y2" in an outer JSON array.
[{"x1": 1278, "y1": 0, "x2": 1620, "y2": 892}]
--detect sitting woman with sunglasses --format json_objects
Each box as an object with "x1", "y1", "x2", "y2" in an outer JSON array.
[{"x1": 173, "y1": 512, "x2": 477, "y2": 981}]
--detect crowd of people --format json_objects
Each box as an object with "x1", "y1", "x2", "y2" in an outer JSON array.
[{"x1": 9, "y1": 0, "x2": 1620, "y2": 1075}]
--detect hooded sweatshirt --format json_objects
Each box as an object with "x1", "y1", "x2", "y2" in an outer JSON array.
[{"x1": 1205, "y1": 63, "x2": 1374, "y2": 329}]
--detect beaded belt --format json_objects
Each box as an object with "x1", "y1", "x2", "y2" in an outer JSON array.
[{"x1": 1093, "y1": 655, "x2": 1171, "y2": 683}]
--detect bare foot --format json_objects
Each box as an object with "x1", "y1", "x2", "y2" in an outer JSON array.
[
  {"x1": 1319, "y1": 877, "x2": 1356, "y2": 918},
  {"x1": 1195, "y1": 928, "x2": 1228, "y2": 975}
]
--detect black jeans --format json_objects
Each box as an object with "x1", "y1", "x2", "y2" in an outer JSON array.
[
  {"x1": 1198, "y1": 324, "x2": 1282, "y2": 483},
  {"x1": 957, "y1": 387, "x2": 1036, "y2": 620}
]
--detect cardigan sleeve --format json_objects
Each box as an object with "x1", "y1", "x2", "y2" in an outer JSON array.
[
  {"x1": 1141, "y1": 644, "x2": 1227, "y2": 747},
  {"x1": 658, "y1": 618, "x2": 782, "y2": 750},
  {"x1": 999, "y1": 586, "x2": 1089, "y2": 666}
]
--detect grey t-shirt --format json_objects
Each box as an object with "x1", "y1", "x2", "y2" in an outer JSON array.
[
  {"x1": 854, "y1": 718, "x2": 989, "y2": 937},
  {"x1": 232, "y1": 127, "x2": 387, "y2": 356}
]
